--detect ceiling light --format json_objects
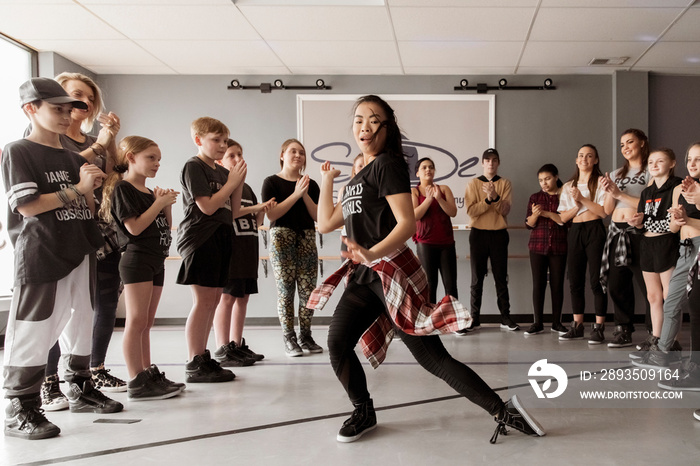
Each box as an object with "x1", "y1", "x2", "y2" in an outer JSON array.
[{"x1": 498, "y1": 78, "x2": 508, "y2": 88}]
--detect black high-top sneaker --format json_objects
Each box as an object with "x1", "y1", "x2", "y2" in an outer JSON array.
[
  {"x1": 337, "y1": 399, "x2": 377, "y2": 443},
  {"x1": 491, "y1": 395, "x2": 545, "y2": 444},
  {"x1": 4, "y1": 397, "x2": 61, "y2": 440}
]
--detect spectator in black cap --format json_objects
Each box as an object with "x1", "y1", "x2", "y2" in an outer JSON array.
[{"x1": 3, "y1": 77, "x2": 122, "y2": 441}]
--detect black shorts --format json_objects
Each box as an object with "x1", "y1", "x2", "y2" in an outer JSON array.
[
  {"x1": 119, "y1": 251, "x2": 165, "y2": 285},
  {"x1": 223, "y1": 278, "x2": 258, "y2": 298},
  {"x1": 176, "y1": 225, "x2": 232, "y2": 287},
  {"x1": 640, "y1": 234, "x2": 680, "y2": 273}
]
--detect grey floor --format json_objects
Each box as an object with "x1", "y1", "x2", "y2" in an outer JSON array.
[{"x1": 2, "y1": 324, "x2": 700, "y2": 466}]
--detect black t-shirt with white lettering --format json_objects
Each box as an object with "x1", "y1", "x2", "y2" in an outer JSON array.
[
  {"x1": 229, "y1": 183, "x2": 259, "y2": 279},
  {"x1": 342, "y1": 153, "x2": 411, "y2": 250},
  {"x1": 261, "y1": 175, "x2": 319, "y2": 232},
  {"x1": 1, "y1": 138, "x2": 104, "y2": 285},
  {"x1": 176, "y1": 156, "x2": 233, "y2": 258},
  {"x1": 112, "y1": 180, "x2": 171, "y2": 258}
]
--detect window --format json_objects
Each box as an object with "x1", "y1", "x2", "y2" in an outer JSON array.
[{"x1": 0, "y1": 35, "x2": 34, "y2": 297}]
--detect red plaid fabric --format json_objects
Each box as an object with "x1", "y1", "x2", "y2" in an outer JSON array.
[{"x1": 307, "y1": 245, "x2": 471, "y2": 368}]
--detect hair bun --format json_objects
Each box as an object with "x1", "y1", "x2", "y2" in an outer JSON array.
[{"x1": 114, "y1": 164, "x2": 128, "y2": 174}]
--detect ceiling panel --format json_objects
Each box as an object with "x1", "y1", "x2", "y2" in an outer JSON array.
[
  {"x1": 84, "y1": 4, "x2": 260, "y2": 40},
  {"x1": 391, "y1": 7, "x2": 534, "y2": 41},
  {"x1": 635, "y1": 41, "x2": 700, "y2": 68},
  {"x1": 79, "y1": 0, "x2": 232, "y2": 4},
  {"x1": 660, "y1": 9, "x2": 700, "y2": 41},
  {"x1": 0, "y1": 4, "x2": 123, "y2": 41},
  {"x1": 399, "y1": 41, "x2": 522, "y2": 68},
  {"x1": 237, "y1": 6, "x2": 393, "y2": 41},
  {"x1": 1, "y1": 1, "x2": 700, "y2": 75},
  {"x1": 515, "y1": 66, "x2": 621, "y2": 75},
  {"x1": 28, "y1": 39, "x2": 165, "y2": 68},
  {"x1": 87, "y1": 65, "x2": 177, "y2": 75},
  {"x1": 388, "y1": 0, "x2": 537, "y2": 6},
  {"x1": 287, "y1": 66, "x2": 404, "y2": 75},
  {"x1": 403, "y1": 66, "x2": 519, "y2": 75},
  {"x1": 520, "y1": 41, "x2": 651, "y2": 67},
  {"x1": 140, "y1": 40, "x2": 285, "y2": 70},
  {"x1": 540, "y1": 0, "x2": 692, "y2": 7},
  {"x1": 267, "y1": 41, "x2": 400, "y2": 68},
  {"x1": 531, "y1": 7, "x2": 684, "y2": 41}
]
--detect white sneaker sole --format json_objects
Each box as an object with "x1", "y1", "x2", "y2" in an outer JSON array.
[
  {"x1": 337, "y1": 423, "x2": 377, "y2": 443},
  {"x1": 42, "y1": 400, "x2": 70, "y2": 411},
  {"x1": 511, "y1": 395, "x2": 546, "y2": 437},
  {"x1": 96, "y1": 385, "x2": 127, "y2": 393}
]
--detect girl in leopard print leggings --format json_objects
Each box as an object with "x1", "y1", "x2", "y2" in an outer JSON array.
[{"x1": 262, "y1": 139, "x2": 321, "y2": 357}]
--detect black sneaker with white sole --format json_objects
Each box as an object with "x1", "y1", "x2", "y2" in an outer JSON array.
[
  {"x1": 127, "y1": 368, "x2": 181, "y2": 401},
  {"x1": 658, "y1": 361, "x2": 700, "y2": 391},
  {"x1": 186, "y1": 350, "x2": 235, "y2": 383},
  {"x1": 524, "y1": 323, "x2": 544, "y2": 336},
  {"x1": 551, "y1": 322, "x2": 568, "y2": 335},
  {"x1": 299, "y1": 331, "x2": 324, "y2": 353},
  {"x1": 491, "y1": 395, "x2": 545, "y2": 444},
  {"x1": 635, "y1": 334, "x2": 658, "y2": 351},
  {"x1": 456, "y1": 318, "x2": 481, "y2": 336},
  {"x1": 559, "y1": 321, "x2": 584, "y2": 341},
  {"x1": 337, "y1": 399, "x2": 377, "y2": 443},
  {"x1": 65, "y1": 379, "x2": 123, "y2": 414},
  {"x1": 631, "y1": 347, "x2": 670, "y2": 369},
  {"x1": 588, "y1": 323, "x2": 605, "y2": 345},
  {"x1": 607, "y1": 325, "x2": 633, "y2": 348},
  {"x1": 4, "y1": 397, "x2": 60, "y2": 440},
  {"x1": 694, "y1": 409, "x2": 700, "y2": 421},
  {"x1": 500, "y1": 316, "x2": 520, "y2": 331}
]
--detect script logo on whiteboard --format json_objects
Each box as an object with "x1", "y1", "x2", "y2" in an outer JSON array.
[{"x1": 298, "y1": 94, "x2": 495, "y2": 226}]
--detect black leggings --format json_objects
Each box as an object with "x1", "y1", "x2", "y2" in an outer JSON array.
[
  {"x1": 529, "y1": 252, "x2": 567, "y2": 324},
  {"x1": 327, "y1": 279, "x2": 503, "y2": 416},
  {"x1": 567, "y1": 220, "x2": 608, "y2": 317},
  {"x1": 416, "y1": 242, "x2": 458, "y2": 303},
  {"x1": 607, "y1": 228, "x2": 649, "y2": 331}
]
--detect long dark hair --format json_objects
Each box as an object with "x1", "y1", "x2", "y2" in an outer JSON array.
[
  {"x1": 352, "y1": 95, "x2": 406, "y2": 162},
  {"x1": 568, "y1": 144, "x2": 603, "y2": 201},
  {"x1": 538, "y1": 163, "x2": 563, "y2": 188},
  {"x1": 619, "y1": 128, "x2": 649, "y2": 179}
]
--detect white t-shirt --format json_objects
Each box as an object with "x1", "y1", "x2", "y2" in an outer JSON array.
[{"x1": 558, "y1": 180, "x2": 606, "y2": 216}]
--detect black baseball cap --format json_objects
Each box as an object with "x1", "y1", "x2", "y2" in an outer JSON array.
[
  {"x1": 482, "y1": 148, "x2": 500, "y2": 161},
  {"x1": 19, "y1": 77, "x2": 88, "y2": 109}
]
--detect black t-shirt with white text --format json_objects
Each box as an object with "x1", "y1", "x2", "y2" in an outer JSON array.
[
  {"x1": 176, "y1": 156, "x2": 233, "y2": 258},
  {"x1": 112, "y1": 180, "x2": 171, "y2": 258},
  {"x1": 261, "y1": 175, "x2": 319, "y2": 232},
  {"x1": 1, "y1": 138, "x2": 104, "y2": 284},
  {"x1": 342, "y1": 153, "x2": 411, "y2": 250},
  {"x1": 229, "y1": 183, "x2": 259, "y2": 279}
]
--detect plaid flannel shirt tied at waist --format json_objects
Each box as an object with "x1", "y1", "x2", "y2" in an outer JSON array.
[
  {"x1": 307, "y1": 245, "x2": 472, "y2": 369},
  {"x1": 599, "y1": 222, "x2": 636, "y2": 293}
]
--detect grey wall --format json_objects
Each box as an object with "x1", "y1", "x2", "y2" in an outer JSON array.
[
  {"x1": 650, "y1": 74, "x2": 700, "y2": 177},
  {"x1": 91, "y1": 73, "x2": 621, "y2": 323}
]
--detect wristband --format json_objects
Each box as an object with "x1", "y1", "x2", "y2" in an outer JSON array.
[
  {"x1": 68, "y1": 184, "x2": 83, "y2": 197},
  {"x1": 90, "y1": 142, "x2": 105, "y2": 157},
  {"x1": 55, "y1": 188, "x2": 71, "y2": 206}
]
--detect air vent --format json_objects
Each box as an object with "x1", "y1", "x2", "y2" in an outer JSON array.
[{"x1": 589, "y1": 57, "x2": 630, "y2": 66}]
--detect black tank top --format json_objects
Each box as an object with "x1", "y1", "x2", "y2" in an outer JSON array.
[{"x1": 679, "y1": 178, "x2": 700, "y2": 219}]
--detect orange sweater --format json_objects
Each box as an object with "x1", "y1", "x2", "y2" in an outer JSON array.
[{"x1": 465, "y1": 176, "x2": 512, "y2": 230}]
